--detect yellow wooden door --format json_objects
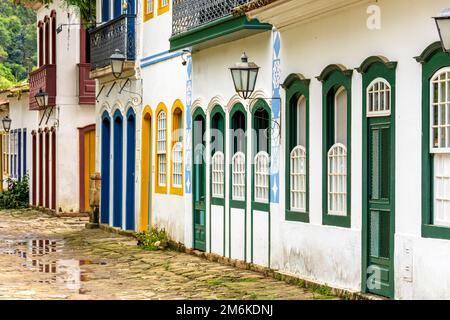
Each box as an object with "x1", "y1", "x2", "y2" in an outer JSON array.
[{"x1": 84, "y1": 130, "x2": 96, "y2": 211}]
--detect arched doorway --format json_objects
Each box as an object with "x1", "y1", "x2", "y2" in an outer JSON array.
[
  {"x1": 100, "y1": 112, "x2": 111, "y2": 224},
  {"x1": 251, "y1": 100, "x2": 271, "y2": 267},
  {"x1": 113, "y1": 110, "x2": 124, "y2": 228},
  {"x1": 126, "y1": 108, "x2": 136, "y2": 231},
  {"x1": 140, "y1": 107, "x2": 152, "y2": 232},
  {"x1": 79, "y1": 124, "x2": 96, "y2": 213},
  {"x1": 192, "y1": 108, "x2": 206, "y2": 251}
]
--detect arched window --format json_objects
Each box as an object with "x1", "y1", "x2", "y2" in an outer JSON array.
[
  {"x1": 211, "y1": 106, "x2": 225, "y2": 202},
  {"x1": 283, "y1": 74, "x2": 310, "y2": 221},
  {"x1": 232, "y1": 152, "x2": 245, "y2": 201},
  {"x1": 170, "y1": 101, "x2": 183, "y2": 194},
  {"x1": 156, "y1": 104, "x2": 168, "y2": 193},
  {"x1": 319, "y1": 64, "x2": 352, "y2": 227},
  {"x1": 430, "y1": 68, "x2": 450, "y2": 226},
  {"x1": 254, "y1": 151, "x2": 269, "y2": 203},
  {"x1": 367, "y1": 78, "x2": 391, "y2": 117},
  {"x1": 211, "y1": 151, "x2": 224, "y2": 198}
]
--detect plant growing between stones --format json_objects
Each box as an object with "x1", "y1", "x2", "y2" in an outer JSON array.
[
  {"x1": 135, "y1": 227, "x2": 169, "y2": 251},
  {"x1": 0, "y1": 175, "x2": 30, "y2": 209}
]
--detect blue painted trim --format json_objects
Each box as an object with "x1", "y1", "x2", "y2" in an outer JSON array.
[
  {"x1": 23, "y1": 129, "x2": 26, "y2": 179},
  {"x1": 140, "y1": 50, "x2": 170, "y2": 63},
  {"x1": 126, "y1": 108, "x2": 136, "y2": 231},
  {"x1": 101, "y1": 111, "x2": 111, "y2": 225},
  {"x1": 113, "y1": 110, "x2": 124, "y2": 228},
  {"x1": 140, "y1": 52, "x2": 183, "y2": 69},
  {"x1": 18, "y1": 129, "x2": 21, "y2": 180}
]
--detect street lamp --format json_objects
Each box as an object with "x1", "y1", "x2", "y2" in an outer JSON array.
[
  {"x1": 34, "y1": 88, "x2": 48, "y2": 109},
  {"x1": 2, "y1": 116, "x2": 11, "y2": 133},
  {"x1": 434, "y1": 8, "x2": 450, "y2": 53},
  {"x1": 110, "y1": 49, "x2": 126, "y2": 79},
  {"x1": 230, "y1": 52, "x2": 260, "y2": 100}
]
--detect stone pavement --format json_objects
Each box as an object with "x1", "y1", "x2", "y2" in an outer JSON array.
[{"x1": 0, "y1": 209, "x2": 336, "y2": 300}]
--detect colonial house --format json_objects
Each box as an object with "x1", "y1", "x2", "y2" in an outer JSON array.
[
  {"x1": 0, "y1": 84, "x2": 32, "y2": 191},
  {"x1": 14, "y1": 0, "x2": 96, "y2": 214},
  {"x1": 91, "y1": 0, "x2": 450, "y2": 299},
  {"x1": 91, "y1": 0, "x2": 142, "y2": 231}
]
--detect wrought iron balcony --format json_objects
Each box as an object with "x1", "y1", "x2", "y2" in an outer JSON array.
[
  {"x1": 172, "y1": 0, "x2": 252, "y2": 36},
  {"x1": 89, "y1": 14, "x2": 136, "y2": 70},
  {"x1": 29, "y1": 64, "x2": 56, "y2": 111}
]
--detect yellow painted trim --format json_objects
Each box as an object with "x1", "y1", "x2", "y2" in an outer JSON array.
[
  {"x1": 155, "y1": 102, "x2": 168, "y2": 194},
  {"x1": 170, "y1": 99, "x2": 184, "y2": 196},
  {"x1": 140, "y1": 105, "x2": 153, "y2": 231},
  {"x1": 143, "y1": 0, "x2": 154, "y2": 22},
  {"x1": 157, "y1": 0, "x2": 170, "y2": 15}
]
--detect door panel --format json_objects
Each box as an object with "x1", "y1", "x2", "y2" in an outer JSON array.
[
  {"x1": 83, "y1": 130, "x2": 96, "y2": 212},
  {"x1": 367, "y1": 120, "x2": 394, "y2": 298},
  {"x1": 140, "y1": 114, "x2": 152, "y2": 232}
]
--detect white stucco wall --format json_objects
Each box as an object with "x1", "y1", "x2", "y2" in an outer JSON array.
[
  {"x1": 186, "y1": 0, "x2": 450, "y2": 299},
  {"x1": 33, "y1": 2, "x2": 96, "y2": 213}
]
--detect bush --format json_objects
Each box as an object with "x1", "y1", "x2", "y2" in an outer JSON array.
[
  {"x1": 0, "y1": 175, "x2": 30, "y2": 209},
  {"x1": 135, "y1": 227, "x2": 169, "y2": 251}
]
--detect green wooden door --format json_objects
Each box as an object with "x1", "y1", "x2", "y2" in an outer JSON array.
[
  {"x1": 193, "y1": 112, "x2": 206, "y2": 251},
  {"x1": 366, "y1": 117, "x2": 394, "y2": 298}
]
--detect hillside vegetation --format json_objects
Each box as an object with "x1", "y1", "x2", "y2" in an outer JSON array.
[{"x1": 0, "y1": 0, "x2": 36, "y2": 90}]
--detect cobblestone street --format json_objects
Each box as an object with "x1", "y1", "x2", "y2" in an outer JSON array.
[{"x1": 0, "y1": 209, "x2": 334, "y2": 300}]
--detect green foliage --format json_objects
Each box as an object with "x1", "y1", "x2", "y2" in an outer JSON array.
[
  {"x1": 62, "y1": 0, "x2": 96, "y2": 25},
  {"x1": 135, "y1": 228, "x2": 170, "y2": 251},
  {"x1": 0, "y1": 0, "x2": 36, "y2": 87},
  {"x1": 0, "y1": 175, "x2": 30, "y2": 209}
]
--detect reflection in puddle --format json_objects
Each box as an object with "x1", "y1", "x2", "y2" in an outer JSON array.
[{"x1": 0, "y1": 239, "x2": 94, "y2": 292}]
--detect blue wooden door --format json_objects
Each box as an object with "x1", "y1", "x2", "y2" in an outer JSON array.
[
  {"x1": 126, "y1": 109, "x2": 136, "y2": 231},
  {"x1": 101, "y1": 113, "x2": 111, "y2": 224},
  {"x1": 113, "y1": 111, "x2": 123, "y2": 228}
]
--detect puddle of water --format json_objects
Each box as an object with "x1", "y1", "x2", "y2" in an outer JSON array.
[{"x1": 0, "y1": 238, "x2": 101, "y2": 292}]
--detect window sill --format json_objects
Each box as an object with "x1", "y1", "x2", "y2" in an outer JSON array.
[
  {"x1": 323, "y1": 214, "x2": 351, "y2": 228},
  {"x1": 422, "y1": 224, "x2": 450, "y2": 240},
  {"x1": 211, "y1": 197, "x2": 225, "y2": 206},
  {"x1": 286, "y1": 210, "x2": 309, "y2": 223}
]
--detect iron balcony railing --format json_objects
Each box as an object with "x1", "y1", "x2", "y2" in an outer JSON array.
[
  {"x1": 172, "y1": 0, "x2": 252, "y2": 36},
  {"x1": 89, "y1": 14, "x2": 136, "y2": 70}
]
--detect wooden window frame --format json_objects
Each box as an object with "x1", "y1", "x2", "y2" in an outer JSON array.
[
  {"x1": 170, "y1": 100, "x2": 184, "y2": 195},
  {"x1": 157, "y1": 0, "x2": 170, "y2": 16},
  {"x1": 155, "y1": 103, "x2": 168, "y2": 194},
  {"x1": 144, "y1": 0, "x2": 154, "y2": 21},
  {"x1": 210, "y1": 105, "x2": 226, "y2": 206},
  {"x1": 317, "y1": 65, "x2": 353, "y2": 228},
  {"x1": 417, "y1": 42, "x2": 450, "y2": 240},
  {"x1": 283, "y1": 74, "x2": 310, "y2": 223}
]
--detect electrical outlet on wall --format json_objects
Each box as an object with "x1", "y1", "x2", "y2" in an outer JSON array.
[{"x1": 402, "y1": 240, "x2": 413, "y2": 283}]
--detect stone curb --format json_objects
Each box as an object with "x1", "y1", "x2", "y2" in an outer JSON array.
[
  {"x1": 92, "y1": 225, "x2": 384, "y2": 301},
  {"x1": 31, "y1": 206, "x2": 89, "y2": 218},
  {"x1": 166, "y1": 240, "x2": 384, "y2": 300}
]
